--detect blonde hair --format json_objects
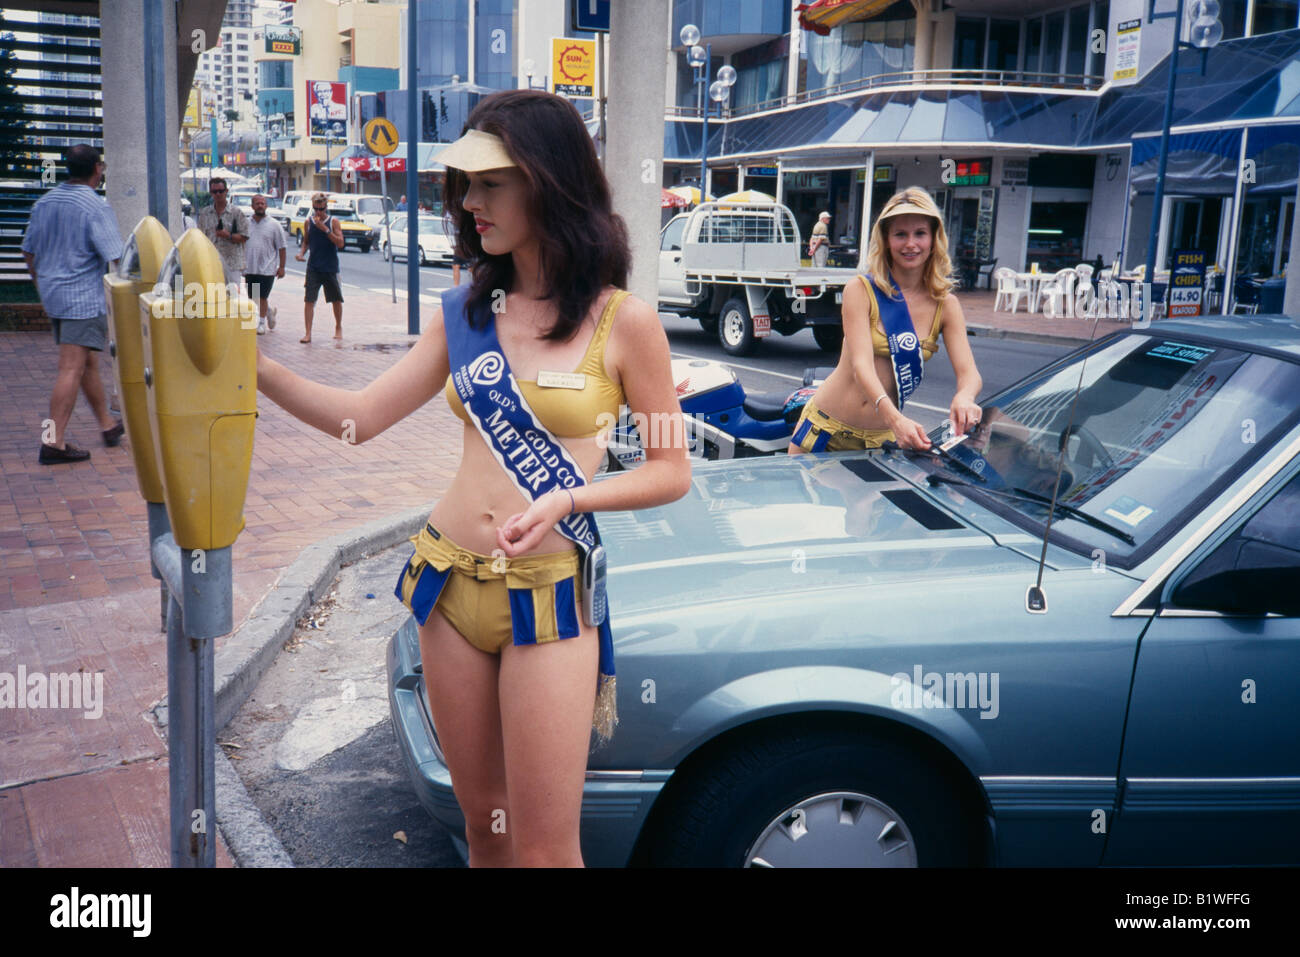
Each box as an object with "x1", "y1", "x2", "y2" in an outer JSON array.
[
  {"x1": 311, "y1": 191, "x2": 328, "y2": 205},
  {"x1": 864, "y1": 187, "x2": 955, "y2": 302}
]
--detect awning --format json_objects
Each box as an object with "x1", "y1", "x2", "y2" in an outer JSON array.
[
  {"x1": 1129, "y1": 129, "x2": 1244, "y2": 195},
  {"x1": 324, "y1": 142, "x2": 446, "y2": 173},
  {"x1": 797, "y1": 0, "x2": 896, "y2": 36}
]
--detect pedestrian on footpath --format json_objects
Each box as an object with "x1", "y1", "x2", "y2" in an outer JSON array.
[
  {"x1": 22, "y1": 144, "x2": 125, "y2": 464},
  {"x1": 809, "y1": 211, "x2": 832, "y2": 267},
  {"x1": 244, "y1": 194, "x2": 286, "y2": 335},
  {"x1": 294, "y1": 191, "x2": 344, "y2": 343},
  {"x1": 256, "y1": 90, "x2": 691, "y2": 866},
  {"x1": 197, "y1": 176, "x2": 249, "y2": 285},
  {"x1": 396, "y1": 194, "x2": 408, "y2": 212}
]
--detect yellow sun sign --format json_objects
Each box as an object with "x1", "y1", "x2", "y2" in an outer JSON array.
[{"x1": 551, "y1": 37, "x2": 595, "y2": 98}]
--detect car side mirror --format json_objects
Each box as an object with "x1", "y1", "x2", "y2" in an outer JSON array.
[{"x1": 1171, "y1": 541, "x2": 1300, "y2": 616}]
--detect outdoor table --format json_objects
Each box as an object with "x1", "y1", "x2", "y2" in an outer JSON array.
[{"x1": 1016, "y1": 272, "x2": 1047, "y2": 311}]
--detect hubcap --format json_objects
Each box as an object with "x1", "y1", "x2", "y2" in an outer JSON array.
[
  {"x1": 744, "y1": 791, "x2": 918, "y2": 867},
  {"x1": 723, "y1": 309, "x2": 745, "y2": 344}
]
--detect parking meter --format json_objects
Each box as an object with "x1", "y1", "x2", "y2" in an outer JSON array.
[
  {"x1": 104, "y1": 215, "x2": 173, "y2": 503},
  {"x1": 138, "y1": 228, "x2": 257, "y2": 551}
]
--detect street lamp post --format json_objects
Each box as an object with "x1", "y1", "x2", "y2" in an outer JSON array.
[
  {"x1": 680, "y1": 23, "x2": 736, "y2": 199},
  {"x1": 1143, "y1": 0, "x2": 1222, "y2": 316}
]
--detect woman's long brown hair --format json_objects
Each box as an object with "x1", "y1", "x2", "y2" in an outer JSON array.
[{"x1": 443, "y1": 89, "x2": 631, "y2": 340}]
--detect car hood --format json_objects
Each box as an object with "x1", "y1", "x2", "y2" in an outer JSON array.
[{"x1": 600, "y1": 452, "x2": 1101, "y2": 617}]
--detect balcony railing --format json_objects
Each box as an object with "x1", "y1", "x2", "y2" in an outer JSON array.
[{"x1": 669, "y1": 68, "x2": 1106, "y2": 120}]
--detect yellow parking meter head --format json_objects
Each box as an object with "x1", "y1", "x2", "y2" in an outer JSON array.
[
  {"x1": 105, "y1": 215, "x2": 173, "y2": 503},
  {"x1": 142, "y1": 228, "x2": 258, "y2": 550}
]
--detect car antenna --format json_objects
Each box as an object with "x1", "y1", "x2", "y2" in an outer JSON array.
[{"x1": 1024, "y1": 277, "x2": 1145, "y2": 614}]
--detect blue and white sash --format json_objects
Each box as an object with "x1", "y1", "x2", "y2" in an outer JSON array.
[
  {"x1": 441, "y1": 284, "x2": 617, "y2": 738},
  {"x1": 863, "y1": 273, "x2": 924, "y2": 410}
]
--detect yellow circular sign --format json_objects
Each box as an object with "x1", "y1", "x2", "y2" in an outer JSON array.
[{"x1": 364, "y1": 118, "x2": 399, "y2": 157}]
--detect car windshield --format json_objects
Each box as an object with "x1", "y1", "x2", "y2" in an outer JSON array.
[{"x1": 920, "y1": 333, "x2": 1300, "y2": 566}]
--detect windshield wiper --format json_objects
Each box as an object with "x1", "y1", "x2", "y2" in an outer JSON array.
[
  {"x1": 881, "y1": 440, "x2": 987, "y2": 483},
  {"x1": 925, "y1": 474, "x2": 1136, "y2": 545}
]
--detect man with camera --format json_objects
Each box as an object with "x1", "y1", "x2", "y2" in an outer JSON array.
[{"x1": 197, "y1": 176, "x2": 249, "y2": 285}]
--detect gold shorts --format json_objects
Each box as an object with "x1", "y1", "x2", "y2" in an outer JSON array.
[
  {"x1": 791, "y1": 397, "x2": 894, "y2": 452},
  {"x1": 395, "y1": 523, "x2": 582, "y2": 654}
]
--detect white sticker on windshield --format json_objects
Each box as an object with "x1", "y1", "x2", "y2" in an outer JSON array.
[{"x1": 1103, "y1": 495, "x2": 1154, "y2": 527}]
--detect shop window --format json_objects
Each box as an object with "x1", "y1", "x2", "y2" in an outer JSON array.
[
  {"x1": 1065, "y1": 4, "x2": 1090, "y2": 78},
  {"x1": 954, "y1": 18, "x2": 985, "y2": 70},
  {"x1": 1044, "y1": 11, "x2": 1065, "y2": 78},
  {"x1": 1251, "y1": 0, "x2": 1299, "y2": 34},
  {"x1": 1165, "y1": 197, "x2": 1224, "y2": 271},
  {"x1": 1028, "y1": 202, "x2": 1089, "y2": 271},
  {"x1": 988, "y1": 20, "x2": 1020, "y2": 72},
  {"x1": 1220, "y1": 0, "x2": 1249, "y2": 39},
  {"x1": 1237, "y1": 198, "x2": 1283, "y2": 276},
  {"x1": 1026, "y1": 17, "x2": 1043, "y2": 74}
]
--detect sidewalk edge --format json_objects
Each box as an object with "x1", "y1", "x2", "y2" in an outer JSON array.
[
  {"x1": 965, "y1": 321, "x2": 1113, "y2": 348},
  {"x1": 214, "y1": 748, "x2": 295, "y2": 868}
]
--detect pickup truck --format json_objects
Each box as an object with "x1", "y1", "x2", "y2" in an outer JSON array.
[{"x1": 658, "y1": 201, "x2": 859, "y2": 355}]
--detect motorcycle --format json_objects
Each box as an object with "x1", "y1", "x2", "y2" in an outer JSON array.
[{"x1": 605, "y1": 358, "x2": 832, "y2": 470}]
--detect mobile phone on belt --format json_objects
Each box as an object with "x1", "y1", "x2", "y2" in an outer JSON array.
[{"x1": 581, "y1": 544, "x2": 607, "y2": 627}]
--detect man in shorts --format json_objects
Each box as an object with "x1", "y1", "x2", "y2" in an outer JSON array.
[
  {"x1": 294, "y1": 191, "x2": 344, "y2": 342},
  {"x1": 22, "y1": 144, "x2": 125, "y2": 464},
  {"x1": 244, "y1": 194, "x2": 286, "y2": 335}
]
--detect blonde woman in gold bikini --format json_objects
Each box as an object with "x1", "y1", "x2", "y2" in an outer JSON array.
[{"x1": 789, "y1": 187, "x2": 983, "y2": 454}]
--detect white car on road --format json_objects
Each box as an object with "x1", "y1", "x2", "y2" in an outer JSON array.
[{"x1": 381, "y1": 217, "x2": 453, "y2": 265}]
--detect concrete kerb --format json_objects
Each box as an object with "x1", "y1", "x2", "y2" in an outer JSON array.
[{"x1": 964, "y1": 321, "x2": 1098, "y2": 348}]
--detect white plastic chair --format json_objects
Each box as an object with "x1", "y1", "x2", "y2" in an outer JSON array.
[
  {"x1": 1037, "y1": 267, "x2": 1078, "y2": 317},
  {"x1": 994, "y1": 267, "x2": 1029, "y2": 313},
  {"x1": 1073, "y1": 264, "x2": 1095, "y2": 315}
]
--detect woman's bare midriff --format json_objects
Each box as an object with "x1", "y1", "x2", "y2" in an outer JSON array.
[
  {"x1": 427, "y1": 422, "x2": 608, "y2": 556},
  {"x1": 812, "y1": 352, "x2": 905, "y2": 431}
]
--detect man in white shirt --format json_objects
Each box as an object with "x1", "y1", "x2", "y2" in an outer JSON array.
[{"x1": 243, "y1": 194, "x2": 286, "y2": 335}]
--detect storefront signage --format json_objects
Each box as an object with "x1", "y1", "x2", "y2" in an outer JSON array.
[
  {"x1": 874, "y1": 164, "x2": 894, "y2": 182},
  {"x1": 1169, "y1": 249, "x2": 1206, "y2": 317},
  {"x1": 1114, "y1": 20, "x2": 1141, "y2": 84},
  {"x1": 951, "y1": 158, "x2": 991, "y2": 186},
  {"x1": 308, "y1": 80, "x2": 348, "y2": 144},
  {"x1": 746, "y1": 166, "x2": 778, "y2": 176},
  {"x1": 1001, "y1": 158, "x2": 1029, "y2": 187},
  {"x1": 785, "y1": 171, "x2": 828, "y2": 190},
  {"x1": 265, "y1": 25, "x2": 302, "y2": 55},
  {"x1": 551, "y1": 37, "x2": 595, "y2": 98}
]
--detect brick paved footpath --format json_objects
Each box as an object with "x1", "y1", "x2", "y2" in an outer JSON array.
[{"x1": 0, "y1": 277, "x2": 1101, "y2": 867}]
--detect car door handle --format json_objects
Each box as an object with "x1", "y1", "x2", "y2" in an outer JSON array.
[{"x1": 672, "y1": 256, "x2": 681, "y2": 263}]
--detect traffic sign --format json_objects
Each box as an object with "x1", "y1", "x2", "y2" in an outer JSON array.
[
  {"x1": 364, "y1": 117, "x2": 399, "y2": 156},
  {"x1": 570, "y1": 0, "x2": 610, "y2": 32}
]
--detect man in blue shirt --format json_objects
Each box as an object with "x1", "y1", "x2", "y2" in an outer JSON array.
[{"x1": 22, "y1": 144, "x2": 125, "y2": 464}]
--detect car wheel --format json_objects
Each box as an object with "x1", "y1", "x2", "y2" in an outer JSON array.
[
  {"x1": 382, "y1": 242, "x2": 391, "y2": 261},
  {"x1": 812, "y1": 325, "x2": 844, "y2": 353},
  {"x1": 418, "y1": 246, "x2": 427, "y2": 266},
  {"x1": 698, "y1": 315, "x2": 719, "y2": 336},
  {"x1": 718, "y1": 296, "x2": 755, "y2": 356},
  {"x1": 645, "y1": 724, "x2": 982, "y2": 867},
  {"x1": 360, "y1": 242, "x2": 372, "y2": 253}
]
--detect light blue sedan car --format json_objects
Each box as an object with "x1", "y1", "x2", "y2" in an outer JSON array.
[{"x1": 389, "y1": 315, "x2": 1300, "y2": 867}]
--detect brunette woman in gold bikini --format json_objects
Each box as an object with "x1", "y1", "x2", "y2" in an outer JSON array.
[
  {"x1": 789, "y1": 187, "x2": 983, "y2": 454},
  {"x1": 255, "y1": 91, "x2": 691, "y2": 867}
]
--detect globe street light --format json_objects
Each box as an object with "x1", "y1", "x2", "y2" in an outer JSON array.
[
  {"x1": 1143, "y1": 0, "x2": 1221, "y2": 316},
  {"x1": 681, "y1": 23, "x2": 737, "y2": 200}
]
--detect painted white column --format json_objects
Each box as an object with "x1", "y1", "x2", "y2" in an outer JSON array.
[
  {"x1": 1283, "y1": 176, "x2": 1300, "y2": 313},
  {"x1": 858, "y1": 153, "x2": 874, "y2": 271},
  {"x1": 912, "y1": 0, "x2": 932, "y2": 73},
  {"x1": 1222, "y1": 130, "x2": 1250, "y2": 313},
  {"x1": 787, "y1": 1, "x2": 801, "y2": 102},
  {"x1": 101, "y1": 0, "x2": 182, "y2": 238},
  {"x1": 608, "y1": 0, "x2": 671, "y2": 305}
]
